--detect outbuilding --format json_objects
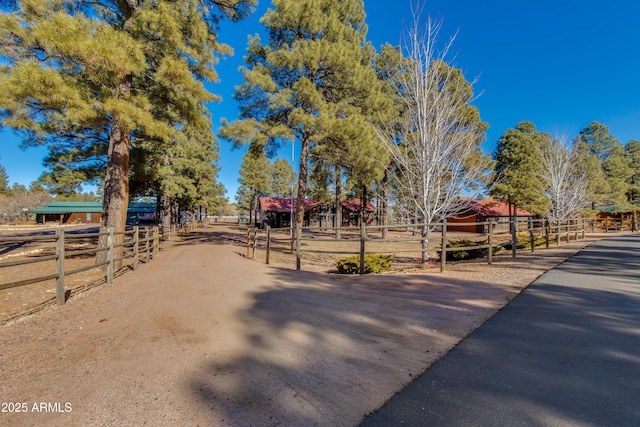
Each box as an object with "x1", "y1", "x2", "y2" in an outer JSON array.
[
  {"x1": 447, "y1": 200, "x2": 533, "y2": 233},
  {"x1": 31, "y1": 201, "x2": 157, "y2": 225}
]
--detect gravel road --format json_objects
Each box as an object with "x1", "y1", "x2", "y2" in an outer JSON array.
[{"x1": 0, "y1": 226, "x2": 600, "y2": 426}]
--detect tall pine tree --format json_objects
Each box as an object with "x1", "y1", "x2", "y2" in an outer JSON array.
[
  {"x1": 0, "y1": 0, "x2": 255, "y2": 263},
  {"x1": 221, "y1": 0, "x2": 388, "y2": 233},
  {"x1": 491, "y1": 121, "x2": 548, "y2": 216}
]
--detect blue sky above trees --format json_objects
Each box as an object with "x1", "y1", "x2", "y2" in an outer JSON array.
[{"x1": 1, "y1": 0, "x2": 639, "y2": 199}]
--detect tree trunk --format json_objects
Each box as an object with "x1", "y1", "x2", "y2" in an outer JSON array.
[
  {"x1": 163, "y1": 195, "x2": 172, "y2": 236},
  {"x1": 96, "y1": 4, "x2": 135, "y2": 270},
  {"x1": 294, "y1": 134, "x2": 311, "y2": 234},
  {"x1": 381, "y1": 171, "x2": 389, "y2": 240},
  {"x1": 335, "y1": 165, "x2": 342, "y2": 239},
  {"x1": 97, "y1": 119, "x2": 130, "y2": 269},
  {"x1": 421, "y1": 225, "x2": 429, "y2": 264},
  {"x1": 360, "y1": 185, "x2": 368, "y2": 239}
]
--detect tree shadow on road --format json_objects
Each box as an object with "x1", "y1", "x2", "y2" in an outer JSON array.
[
  {"x1": 360, "y1": 235, "x2": 640, "y2": 426},
  {"x1": 186, "y1": 265, "x2": 521, "y2": 426}
]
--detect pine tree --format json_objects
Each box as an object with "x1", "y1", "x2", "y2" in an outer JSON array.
[
  {"x1": 625, "y1": 140, "x2": 640, "y2": 207},
  {"x1": 573, "y1": 121, "x2": 633, "y2": 212},
  {"x1": 0, "y1": 0, "x2": 255, "y2": 263},
  {"x1": 0, "y1": 162, "x2": 8, "y2": 195},
  {"x1": 221, "y1": 0, "x2": 388, "y2": 233},
  {"x1": 236, "y1": 149, "x2": 271, "y2": 225},
  {"x1": 269, "y1": 157, "x2": 296, "y2": 198},
  {"x1": 491, "y1": 121, "x2": 548, "y2": 216}
]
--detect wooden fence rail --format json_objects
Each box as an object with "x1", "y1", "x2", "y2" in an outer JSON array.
[
  {"x1": 0, "y1": 226, "x2": 159, "y2": 306},
  {"x1": 246, "y1": 218, "x2": 606, "y2": 274}
]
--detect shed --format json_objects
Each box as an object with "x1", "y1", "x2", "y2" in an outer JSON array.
[
  {"x1": 447, "y1": 200, "x2": 533, "y2": 233},
  {"x1": 31, "y1": 202, "x2": 103, "y2": 225},
  {"x1": 340, "y1": 198, "x2": 376, "y2": 226},
  {"x1": 258, "y1": 197, "x2": 320, "y2": 228},
  {"x1": 31, "y1": 201, "x2": 157, "y2": 225}
]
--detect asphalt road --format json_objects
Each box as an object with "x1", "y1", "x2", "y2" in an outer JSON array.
[{"x1": 361, "y1": 234, "x2": 640, "y2": 427}]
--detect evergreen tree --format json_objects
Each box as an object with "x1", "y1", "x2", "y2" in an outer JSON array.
[
  {"x1": 269, "y1": 157, "x2": 296, "y2": 198},
  {"x1": 491, "y1": 121, "x2": 548, "y2": 216},
  {"x1": 236, "y1": 149, "x2": 271, "y2": 225},
  {"x1": 573, "y1": 121, "x2": 632, "y2": 212},
  {"x1": 0, "y1": 162, "x2": 8, "y2": 195},
  {"x1": 624, "y1": 140, "x2": 640, "y2": 208},
  {"x1": 0, "y1": 0, "x2": 255, "y2": 263},
  {"x1": 221, "y1": 0, "x2": 388, "y2": 233}
]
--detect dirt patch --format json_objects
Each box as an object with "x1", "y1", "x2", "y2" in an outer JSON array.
[{"x1": 0, "y1": 223, "x2": 604, "y2": 426}]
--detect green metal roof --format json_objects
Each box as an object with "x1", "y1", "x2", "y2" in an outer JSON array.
[
  {"x1": 30, "y1": 202, "x2": 103, "y2": 214},
  {"x1": 30, "y1": 202, "x2": 156, "y2": 214}
]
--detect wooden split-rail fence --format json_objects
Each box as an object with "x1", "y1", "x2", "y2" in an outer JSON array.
[
  {"x1": 0, "y1": 226, "x2": 159, "y2": 307},
  {"x1": 244, "y1": 218, "x2": 611, "y2": 274}
]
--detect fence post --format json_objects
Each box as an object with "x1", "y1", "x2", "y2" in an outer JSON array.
[
  {"x1": 265, "y1": 226, "x2": 271, "y2": 265},
  {"x1": 545, "y1": 218, "x2": 550, "y2": 248},
  {"x1": 133, "y1": 226, "x2": 139, "y2": 271},
  {"x1": 56, "y1": 229, "x2": 66, "y2": 306},
  {"x1": 440, "y1": 219, "x2": 447, "y2": 273},
  {"x1": 633, "y1": 211, "x2": 637, "y2": 232},
  {"x1": 145, "y1": 228, "x2": 151, "y2": 261},
  {"x1": 246, "y1": 228, "x2": 252, "y2": 258},
  {"x1": 107, "y1": 227, "x2": 114, "y2": 285},
  {"x1": 295, "y1": 224, "x2": 301, "y2": 271},
  {"x1": 359, "y1": 220, "x2": 366, "y2": 275},
  {"x1": 153, "y1": 227, "x2": 159, "y2": 259},
  {"x1": 529, "y1": 217, "x2": 535, "y2": 253},
  {"x1": 252, "y1": 228, "x2": 257, "y2": 260},
  {"x1": 556, "y1": 220, "x2": 560, "y2": 246},
  {"x1": 511, "y1": 218, "x2": 517, "y2": 258},
  {"x1": 487, "y1": 219, "x2": 493, "y2": 265},
  {"x1": 605, "y1": 217, "x2": 608, "y2": 233}
]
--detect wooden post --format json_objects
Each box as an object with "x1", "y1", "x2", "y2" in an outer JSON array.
[
  {"x1": 529, "y1": 217, "x2": 535, "y2": 253},
  {"x1": 545, "y1": 218, "x2": 550, "y2": 249},
  {"x1": 440, "y1": 219, "x2": 447, "y2": 273},
  {"x1": 359, "y1": 220, "x2": 366, "y2": 275},
  {"x1": 556, "y1": 220, "x2": 560, "y2": 246},
  {"x1": 633, "y1": 211, "x2": 637, "y2": 232},
  {"x1": 487, "y1": 219, "x2": 493, "y2": 265},
  {"x1": 265, "y1": 226, "x2": 271, "y2": 265},
  {"x1": 107, "y1": 228, "x2": 114, "y2": 285},
  {"x1": 153, "y1": 227, "x2": 159, "y2": 259},
  {"x1": 145, "y1": 228, "x2": 151, "y2": 262},
  {"x1": 511, "y1": 218, "x2": 517, "y2": 259},
  {"x1": 605, "y1": 217, "x2": 608, "y2": 233},
  {"x1": 252, "y1": 228, "x2": 257, "y2": 260},
  {"x1": 246, "y1": 228, "x2": 252, "y2": 258},
  {"x1": 133, "y1": 226, "x2": 139, "y2": 271},
  {"x1": 295, "y1": 224, "x2": 301, "y2": 271},
  {"x1": 55, "y1": 229, "x2": 65, "y2": 306}
]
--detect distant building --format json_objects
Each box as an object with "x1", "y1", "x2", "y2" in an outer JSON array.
[
  {"x1": 339, "y1": 198, "x2": 376, "y2": 226},
  {"x1": 258, "y1": 197, "x2": 376, "y2": 228},
  {"x1": 31, "y1": 202, "x2": 157, "y2": 225},
  {"x1": 447, "y1": 200, "x2": 533, "y2": 233},
  {"x1": 258, "y1": 197, "x2": 320, "y2": 228}
]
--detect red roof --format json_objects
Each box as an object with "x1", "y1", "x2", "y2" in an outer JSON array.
[
  {"x1": 341, "y1": 198, "x2": 376, "y2": 212},
  {"x1": 467, "y1": 200, "x2": 532, "y2": 217},
  {"x1": 259, "y1": 197, "x2": 319, "y2": 213}
]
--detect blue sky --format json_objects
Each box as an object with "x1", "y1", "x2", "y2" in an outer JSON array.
[{"x1": 1, "y1": 0, "x2": 639, "y2": 200}]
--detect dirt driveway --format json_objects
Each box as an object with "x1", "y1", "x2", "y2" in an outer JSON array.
[{"x1": 0, "y1": 224, "x2": 601, "y2": 426}]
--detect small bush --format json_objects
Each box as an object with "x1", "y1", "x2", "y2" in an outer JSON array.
[
  {"x1": 336, "y1": 254, "x2": 394, "y2": 274},
  {"x1": 441, "y1": 239, "x2": 501, "y2": 261},
  {"x1": 504, "y1": 234, "x2": 556, "y2": 250}
]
